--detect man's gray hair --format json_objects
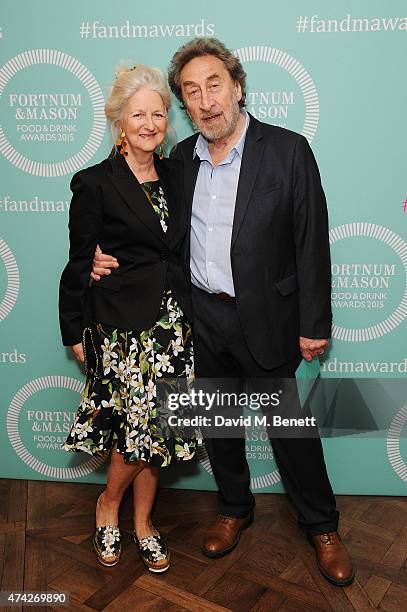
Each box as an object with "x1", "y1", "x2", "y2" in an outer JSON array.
[{"x1": 168, "y1": 37, "x2": 247, "y2": 108}]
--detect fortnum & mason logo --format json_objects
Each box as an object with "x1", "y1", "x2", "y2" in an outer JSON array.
[
  {"x1": 234, "y1": 45, "x2": 319, "y2": 142},
  {"x1": 0, "y1": 49, "x2": 105, "y2": 177},
  {"x1": 246, "y1": 91, "x2": 295, "y2": 128},
  {"x1": 330, "y1": 223, "x2": 407, "y2": 341},
  {"x1": 198, "y1": 434, "x2": 281, "y2": 491},
  {"x1": 7, "y1": 375, "x2": 107, "y2": 478}
]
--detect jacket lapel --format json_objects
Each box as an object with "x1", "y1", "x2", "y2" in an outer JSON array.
[
  {"x1": 181, "y1": 139, "x2": 201, "y2": 263},
  {"x1": 183, "y1": 155, "x2": 200, "y2": 264},
  {"x1": 107, "y1": 154, "x2": 167, "y2": 245},
  {"x1": 231, "y1": 116, "x2": 264, "y2": 247},
  {"x1": 185, "y1": 155, "x2": 201, "y2": 222},
  {"x1": 154, "y1": 155, "x2": 185, "y2": 248}
]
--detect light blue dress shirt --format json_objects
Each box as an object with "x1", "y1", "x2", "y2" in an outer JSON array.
[{"x1": 190, "y1": 111, "x2": 250, "y2": 297}]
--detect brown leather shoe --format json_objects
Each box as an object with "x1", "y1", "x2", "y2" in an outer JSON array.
[
  {"x1": 202, "y1": 513, "x2": 253, "y2": 558},
  {"x1": 310, "y1": 532, "x2": 354, "y2": 586}
]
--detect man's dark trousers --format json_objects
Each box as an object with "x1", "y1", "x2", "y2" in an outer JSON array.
[{"x1": 192, "y1": 285, "x2": 339, "y2": 536}]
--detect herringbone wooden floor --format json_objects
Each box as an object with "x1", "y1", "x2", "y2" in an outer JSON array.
[{"x1": 1, "y1": 479, "x2": 406, "y2": 611}]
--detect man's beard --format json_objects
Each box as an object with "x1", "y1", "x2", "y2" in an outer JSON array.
[{"x1": 197, "y1": 95, "x2": 241, "y2": 142}]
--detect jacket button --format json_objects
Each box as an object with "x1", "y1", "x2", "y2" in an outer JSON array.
[{"x1": 160, "y1": 253, "x2": 167, "y2": 263}]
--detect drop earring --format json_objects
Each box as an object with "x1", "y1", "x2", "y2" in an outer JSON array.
[
  {"x1": 159, "y1": 144, "x2": 164, "y2": 160},
  {"x1": 116, "y1": 129, "x2": 128, "y2": 156}
]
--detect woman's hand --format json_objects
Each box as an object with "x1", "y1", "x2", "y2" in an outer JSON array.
[{"x1": 71, "y1": 342, "x2": 85, "y2": 363}]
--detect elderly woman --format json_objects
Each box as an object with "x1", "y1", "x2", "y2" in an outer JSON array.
[{"x1": 59, "y1": 64, "x2": 196, "y2": 572}]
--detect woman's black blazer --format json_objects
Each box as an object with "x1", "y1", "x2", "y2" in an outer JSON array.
[{"x1": 59, "y1": 153, "x2": 192, "y2": 346}]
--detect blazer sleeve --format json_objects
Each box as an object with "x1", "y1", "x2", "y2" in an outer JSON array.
[
  {"x1": 292, "y1": 135, "x2": 332, "y2": 339},
  {"x1": 59, "y1": 170, "x2": 103, "y2": 346}
]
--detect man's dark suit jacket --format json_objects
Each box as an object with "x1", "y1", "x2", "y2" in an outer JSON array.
[
  {"x1": 59, "y1": 153, "x2": 192, "y2": 347},
  {"x1": 172, "y1": 114, "x2": 332, "y2": 370}
]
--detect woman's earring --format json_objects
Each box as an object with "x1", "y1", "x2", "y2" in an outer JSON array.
[
  {"x1": 159, "y1": 144, "x2": 164, "y2": 160},
  {"x1": 116, "y1": 129, "x2": 128, "y2": 156}
]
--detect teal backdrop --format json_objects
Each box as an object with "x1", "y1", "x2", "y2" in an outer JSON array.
[{"x1": 1, "y1": 0, "x2": 406, "y2": 494}]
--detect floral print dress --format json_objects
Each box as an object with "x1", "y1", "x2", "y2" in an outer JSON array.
[{"x1": 63, "y1": 180, "x2": 198, "y2": 467}]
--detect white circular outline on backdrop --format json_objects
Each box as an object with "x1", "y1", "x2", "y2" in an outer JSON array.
[
  {"x1": 0, "y1": 49, "x2": 106, "y2": 177},
  {"x1": 233, "y1": 45, "x2": 319, "y2": 143},
  {"x1": 329, "y1": 223, "x2": 407, "y2": 342},
  {"x1": 197, "y1": 443, "x2": 281, "y2": 490},
  {"x1": 0, "y1": 237, "x2": 19, "y2": 322},
  {"x1": 7, "y1": 375, "x2": 107, "y2": 478},
  {"x1": 387, "y1": 404, "x2": 407, "y2": 483}
]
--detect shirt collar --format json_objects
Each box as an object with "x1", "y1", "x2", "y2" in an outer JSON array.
[{"x1": 193, "y1": 109, "x2": 250, "y2": 162}]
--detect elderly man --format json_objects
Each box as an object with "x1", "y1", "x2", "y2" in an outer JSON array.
[{"x1": 92, "y1": 37, "x2": 354, "y2": 586}]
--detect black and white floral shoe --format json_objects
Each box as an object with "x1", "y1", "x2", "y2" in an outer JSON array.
[
  {"x1": 134, "y1": 529, "x2": 170, "y2": 572},
  {"x1": 93, "y1": 524, "x2": 121, "y2": 566}
]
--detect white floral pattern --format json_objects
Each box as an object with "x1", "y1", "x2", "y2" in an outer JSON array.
[
  {"x1": 94, "y1": 525, "x2": 121, "y2": 559},
  {"x1": 63, "y1": 181, "x2": 198, "y2": 467},
  {"x1": 136, "y1": 531, "x2": 169, "y2": 565}
]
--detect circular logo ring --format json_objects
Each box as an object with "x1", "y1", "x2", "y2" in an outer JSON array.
[
  {"x1": 329, "y1": 223, "x2": 407, "y2": 342},
  {"x1": 0, "y1": 49, "x2": 106, "y2": 177},
  {"x1": 197, "y1": 444, "x2": 281, "y2": 490},
  {"x1": 0, "y1": 237, "x2": 19, "y2": 322},
  {"x1": 234, "y1": 45, "x2": 319, "y2": 143},
  {"x1": 387, "y1": 403, "x2": 407, "y2": 483},
  {"x1": 7, "y1": 375, "x2": 107, "y2": 478}
]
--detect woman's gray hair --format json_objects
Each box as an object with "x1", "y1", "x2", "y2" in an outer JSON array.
[{"x1": 105, "y1": 63, "x2": 173, "y2": 147}]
